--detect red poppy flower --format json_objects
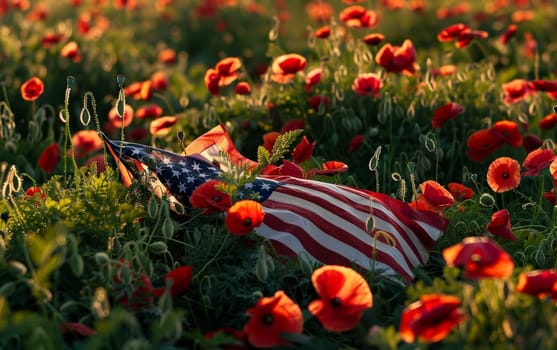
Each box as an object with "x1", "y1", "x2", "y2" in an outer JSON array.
[
  {"x1": 308, "y1": 265, "x2": 373, "y2": 332},
  {"x1": 516, "y1": 269, "x2": 557, "y2": 300},
  {"x1": 27, "y1": 3, "x2": 47, "y2": 21},
  {"x1": 399, "y1": 294, "x2": 465, "y2": 343},
  {"x1": 153, "y1": 266, "x2": 193, "y2": 299},
  {"x1": 150, "y1": 71, "x2": 169, "y2": 90},
  {"x1": 308, "y1": 161, "x2": 349, "y2": 177},
  {"x1": 38, "y1": 143, "x2": 61, "y2": 173},
  {"x1": 124, "y1": 81, "x2": 143, "y2": 97},
  {"x1": 486, "y1": 209, "x2": 515, "y2": 241},
  {"x1": 190, "y1": 179, "x2": 232, "y2": 215},
  {"x1": 375, "y1": 40, "x2": 419, "y2": 76},
  {"x1": 501, "y1": 24, "x2": 518, "y2": 45},
  {"x1": 447, "y1": 182, "x2": 474, "y2": 201},
  {"x1": 158, "y1": 48, "x2": 176, "y2": 64},
  {"x1": 25, "y1": 186, "x2": 42, "y2": 197},
  {"x1": 276, "y1": 159, "x2": 305, "y2": 178},
  {"x1": 544, "y1": 189, "x2": 556, "y2": 205},
  {"x1": 0, "y1": 0, "x2": 8, "y2": 15},
  {"x1": 60, "y1": 41, "x2": 81, "y2": 63},
  {"x1": 41, "y1": 32, "x2": 65, "y2": 48},
  {"x1": 204, "y1": 68, "x2": 221, "y2": 95},
  {"x1": 431, "y1": 102, "x2": 464, "y2": 129},
  {"x1": 71, "y1": 130, "x2": 103, "y2": 159},
  {"x1": 292, "y1": 136, "x2": 315, "y2": 164},
  {"x1": 225, "y1": 200, "x2": 265, "y2": 236},
  {"x1": 308, "y1": 95, "x2": 329, "y2": 110},
  {"x1": 549, "y1": 156, "x2": 557, "y2": 179},
  {"x1": 305, "y1": 1, "x2": 334, "y2": 22},
  {"x1": 408, "y1": 194, "x2": 442, "y2": 214},
  {"x1": 352, "y1": 73, "x2": 383, "y2": 97},
  {"x1": 136, "y1": 104, "x2": 163, "y2": 119},
  {"x1": 305, "y1": 68, "x2": 322, "y2": 92},
  {"x1": 25, "y1": 186, "x2": 47, "y2": 202},
  {"x1": 437, "y1": 23, "x2": 469, "y2": 42},
  {"x1": 539, "y1": 113, "x2": 557, "y2": 129},
  {"x1": 382, "y1": 0, "x2": 404, "y2": 10},
  {"x1": 442, "y1": 236, "x2": 515, "y2": 279},
  {"x1": 60, "y1": 322, "x2": 96, "y2": 337},
  {"x1": 431, "y1": 64, "x2": 457, "y2": 77},
  {"x1": 522, "y1": 134, "x2": 543, "y2": 154},
  {"x1": 281, "y1": 119, "x2": 306, "y2": 133},
  {"x1": 339, "y1": 5, "x2": 378, "y2": 29},
  {"x1": 522, "y1": 148, "x2": 556, "y2": 176},
  {"x1": 489, "y1": 120, "x2": 522, "y2": 147},
  {"x1": 113, "y1": 262, "x2": 154, "y2": 309},
  {"x1": 314, "y1": 25, "x2": 331, "y2": 39},
  {"x1": 419, "y1": 180, "x2": 455, "y2": 209},
  {"x1": 348, "y1": 134, "x2": 364, "y2": 154},
  {"x1": 512, "y1": 9, "x2": 534, "y2": 23},
  {"x1": 260, "y1": 164, "x2": 280, "y2": 176},
  {"x1": 524, "y1": 33, "x2": 539, "y2": 55},
  {"x1": 139, "y1": 80, "x2": 153, "y2": 101},
  {"x1": 215, "y1": 57, "x2": 242, "y2": 86},
  {"x1": 234, "y1": 81, "x2": 251, "y2": 95},
  {"x1": 455, "y1": 29, "x2": 488, "y2": 48},
  {"x1": 86, "y1": 154, "x2": 107, "y2": 174},
  {"x1": 262, "y1": 131, "x2": 280, "y2": 153},
  {"x1": 244, "y1": 290, "x2": 303, "y2": 348},
  {"x1": 502, "y1": 79, "x2": 532, "y2": 104},
  {"x1": 466, "y1": 129, "x2": 504, "y2": 162},
  {"x1": 108, "y1": 103, "x2": 134, "y2": 129},
  {"x1": 409, "y1": 0, "x2": 425, "y2": 12},
  {"x1": 486, "y1": 157, "x2": 521, "y2": 193},
  {"x1": 21, "y1": 77, "x2": 44, "y2": 101},
  {"x1": 529, "y1": 79, "x2": 557, "y2": 92},
  {"x1": 271, "y1": 53, "x2": 307, "y2": 83},
  {"x1": 149, "y1": 116, "x2": 177, "y2": 136},
  {"x1": 362, "y1": 33, "x2": 385, "y2": 46},
  {"x1": 114, "y1": 0, "x2": 138, "y2": 10}
]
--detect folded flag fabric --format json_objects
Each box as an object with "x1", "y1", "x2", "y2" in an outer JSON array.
[{"x1": 102, "y1": 125, "x2": 449, "y2": 283}]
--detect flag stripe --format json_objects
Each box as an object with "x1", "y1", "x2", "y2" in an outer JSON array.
[
  {"x1": 265, "y1": 176, "x2": 443, "y2": 265},
  {"x1": 268, "y1": 184, "x2": 420, "y2": 271},
  {"x1": 259, "y1": 210, "x2": 408, "y2": 279}
]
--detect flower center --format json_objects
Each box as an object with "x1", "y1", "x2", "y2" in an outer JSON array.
[
  {"x1": 501, "y1": 172, "x2": 509, "y2": 179},
  {"x1": 330, "y1": 297, "x2": 342, "y2": 307},
  {"x1": 471, "y1": 253, "x2": 482, "y2": 263},
  {"x1": 262, "y1": 313, "x2": 274, "y2": 326},
  {"x1": 212, "y1": 195, "x2": 221, "y2": 202},
  {"x1": 244, "y1": 218, "x2": 252, "y2": 226}
]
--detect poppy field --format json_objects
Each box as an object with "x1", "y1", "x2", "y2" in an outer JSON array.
[{"x1": 2, "y1": 0, "x2": 557, "y2": 349}]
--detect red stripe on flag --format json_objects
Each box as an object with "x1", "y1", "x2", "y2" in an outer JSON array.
[
  {"x1": 260, "y1": 208, "x2": 412, "y2": 280},
  {"x1": 266, "y1": 176, "x2": 442, "y2": 264},
  {"x1": 269, "y1": 184, "x2": 419, "y2": 270}
]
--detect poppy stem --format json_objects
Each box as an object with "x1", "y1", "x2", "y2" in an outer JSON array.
[
  {"x1": 512, "y1": 189, "x2": 551, "y2": 226},
  {"x1": 534, "y1": 175, "x2": 544, "y2": 222},
  {"x1": 192, "y1": 232, "x2": 229, "y2": 280},
  {"x1": 0, "y1": 81, "x2": 10, "y2": 110},
  {"x1": 153, "y1": 92, "x2": 175, "y2": 116},
  {"x1": 31, "y1": 100, "x2": 36, "y2": 121}
]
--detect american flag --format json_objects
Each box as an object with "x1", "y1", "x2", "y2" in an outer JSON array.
[{"x1": 102, "y1": 125, "x2": 449, "y2": 283}]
